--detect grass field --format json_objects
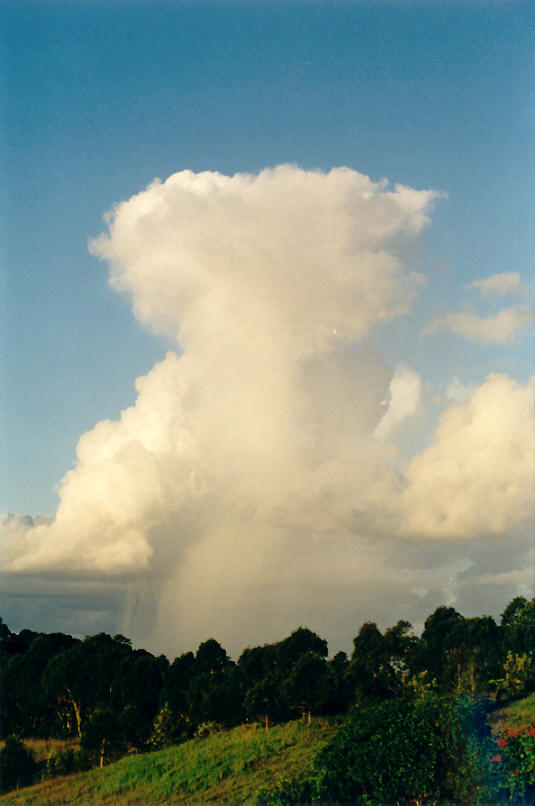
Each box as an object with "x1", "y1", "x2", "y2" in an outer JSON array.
[
  {"x1": 3, "y1": 694, "x2": 534, "y2": 805},
  {"x1": 489, "y1": 690, "x2": 535, "y2": 735},
  {"x1": 0, "y1": 719, "x2": 339, "y2": 805}
]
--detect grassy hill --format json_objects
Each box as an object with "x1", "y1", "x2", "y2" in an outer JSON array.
[
  {"x1": 489, "y1": 690, "x2": 535, "y2": 735},
  {"x1": 0, "y1": 719, "x2": 339, "y2": 805},
  {"x1": 3, "y1": 694, "x2": 535, "y2": 805}
]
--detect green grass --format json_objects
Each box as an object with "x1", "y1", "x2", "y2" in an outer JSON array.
[
  {"x1": 4, "y1": 695, "x2": 534, "y2": 805},
  {"x1": 489, "y1": 690, "x2": 535, "y2": 734},
  {"x1": 0, "y1": 719, "x2": 339, "y2": 805}
]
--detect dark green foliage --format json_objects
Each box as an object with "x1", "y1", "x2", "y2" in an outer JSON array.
[
  {"x1": 195, "y1": 638, "x2": 231, "y2": 674},
  {"x1": 243, "y1": 673, "x2": 288, "y2": 724},
  {"x1": 81, "y1": 708, "x2": 126, "y2": 766},
  {"x1": 492, "y1": 729, "x2": 535, "y2": 802},
  {"x1": 419, "y1": 606, "x2": 468, "y2": 691},
  {"x1": 0, "y1": 737, "x2": 37, "y2": 793},
  {"x1": 281, "y1": 651, "x2": 331, "y2": 716},
  {"x1": 1, "y1": 595, "x2": 535, "y2": 798},
  {"x1": 502, "y1": 598, "x2": 535, "y2": 658},
  {"x1": 276, "y1": 628, "x2": 328, "y2": 678},
  {"x1": 260, "y1": 696, "x2": 499, "y2": 805},
  {"x1": 43, "y1": 746, "x2": 91, "y2": 778},
  {"x1": 313, "y1": 696, "x2": 491, "y2": 804}
]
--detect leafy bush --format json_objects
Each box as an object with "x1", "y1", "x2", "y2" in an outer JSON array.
[
  {"x1": 0, "y1": 736, "x2": 38, "y2": 793},
  {"x1": 43, "y1": 745, "x2": 92, "y2": 778},
  {"x1": 314, "y1": 696, "x2": 494, "y2": 805},
  {"x1": 489, "y1": 727, "x2": 535, "y2": 803},
  {"x1": 258, "y1": 696, "x2": 498, "y2": 804}
]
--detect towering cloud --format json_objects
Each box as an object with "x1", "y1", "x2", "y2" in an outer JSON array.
[{"x1": 2, "y1": 166, "x2": 533, "y2": 654}]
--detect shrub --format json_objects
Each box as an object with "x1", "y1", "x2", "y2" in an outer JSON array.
[
  {"x1": 489, "y1": 727, "x2": 535, "y2": 803},
  {"x1": 258, "y1": 696, "x2": 496, "y2": 804},
  {"x1": 0, "y1": 736, "x2": 38, "y2": 793},
  {"x1": 44, "y1": 746, "x2": 92, "y2": 778}
]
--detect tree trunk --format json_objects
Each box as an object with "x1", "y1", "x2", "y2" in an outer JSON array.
[{"x1": 66, "y1": 689, "x2": 82, "y2": 738}]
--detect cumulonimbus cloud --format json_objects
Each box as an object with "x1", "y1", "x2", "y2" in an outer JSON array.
[
  {"x1": 2, "y1": 166, "x2": 533, "y2": 654},
  {"x1": 3, "y1": 166, "x2": 438, "y2": 575}
]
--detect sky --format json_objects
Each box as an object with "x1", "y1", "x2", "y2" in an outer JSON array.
[{"x1": 1, "y1": 0, "x2": 534, "y2": 659}]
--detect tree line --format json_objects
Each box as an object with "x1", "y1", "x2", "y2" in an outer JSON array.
[{"x1": 1, "y1": 595, "x2": 533, "y2": 770}]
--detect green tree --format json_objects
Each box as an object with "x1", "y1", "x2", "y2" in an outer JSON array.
[
  {"x1": 420, "y1": 606, "x2": 467, "y2": 691},
  {"x1": 281, "y1": 651, "x2": 331, "y2": 718}
]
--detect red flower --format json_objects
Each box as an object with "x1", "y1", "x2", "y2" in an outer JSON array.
[
  {"x1": 490, "y1": 754, "x2": 502, "y2": 763},
  {"x1": 496, "y1": 737, "x2": 508, "y2": 748}
]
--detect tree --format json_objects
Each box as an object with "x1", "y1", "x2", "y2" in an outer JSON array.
[
  {"x1": 195, "y1": 638, "x2": 231, "y2": 675},
  {"x1": 275, "y1": 628, "x2": 328, "y2": 678},
  {"x1": 502, "y1": 598, "x2": 535, "y2": 658},
  {"x1": 420, "y1": 606, "x2": 467, "y2": 691},
  {"x1": 464, "y1": 616, "x2": 500, "y2": 692},
  {"x1": 281, "y1": 651, "x2": 331, "y2": 718},
  {"x1": 42, "y1": 643, "x2": 87, "y2": 737},
  {"x1": 350, "y1": 622, "x2": 396, "y2": 700},
  {"x1": 81, "y1": 709, "x2": 123, "y2": 767},
  {"x1": 243, "y1": 673, "x2": 288, "y2": 726}
]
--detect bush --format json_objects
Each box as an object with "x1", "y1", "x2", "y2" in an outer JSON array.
[
  {"x1": 489, "y1": 727, "x2": 535, "y2": 803},
  {"x1": 258, "y1": 696, "x2": 497, "y2": 805},
  {"x1": 315, "y1": 696, "x2": 491, "y2": 804},
  {"x1": 0, "y1": 736, "x2": 38, "y2": 793},
  {"x1": 44, "y1": 746, "x2": 92, "y2": 778}
]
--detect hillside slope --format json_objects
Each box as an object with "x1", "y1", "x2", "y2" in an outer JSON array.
[{"x1": 0, "y1": 719, "x2": 338, "y2": 805}]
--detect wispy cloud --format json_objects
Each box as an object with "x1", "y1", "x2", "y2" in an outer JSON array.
[
  {"x1": 422, "y1": 305, "x2": 535, "y2": 343},
  {"x1": 468, "y1": 272, "x2": 529, "y2": 297}
]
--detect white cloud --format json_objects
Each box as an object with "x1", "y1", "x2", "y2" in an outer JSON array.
[
  {"x1": 469, "y1": 272, "x2": 529, "y2": 297},
  {"x1": 1, "y1": 166, "x2": 443, "y2": 653},
  {"x1": 401, "y1": 373, "x2": 535, "y2": 539},
  {"x1": 422, "y1": 305, "x2": 535, "y2": 343},
  {"x1": 446, "y1": 377, "x2": 474, "y2": 404},
  {"x1": 91, "y1": 166, "x2": 438, "y2": 354},
  {"x1": 3, "y1": 166, "x2": 532, "y2": 654},
  {"x1": 373, "y1": 363, "x2": 422, "y2": 441}
]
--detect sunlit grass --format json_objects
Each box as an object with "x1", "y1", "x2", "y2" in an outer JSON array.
[
  {"x1": 0, "y1": 718, "x2": 339, "y2": 805},
  {"x1": 489, "y1": 690, "x2": 535, "y2": 734}
]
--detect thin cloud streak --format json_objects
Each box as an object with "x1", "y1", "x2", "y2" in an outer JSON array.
[{"x1": 422, "y1": 305, "x2": 535, "y2": 343}]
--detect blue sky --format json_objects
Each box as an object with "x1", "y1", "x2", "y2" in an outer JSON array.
[{"x1": 1, "y1": 1, "x2": 534, "y2": 652}]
